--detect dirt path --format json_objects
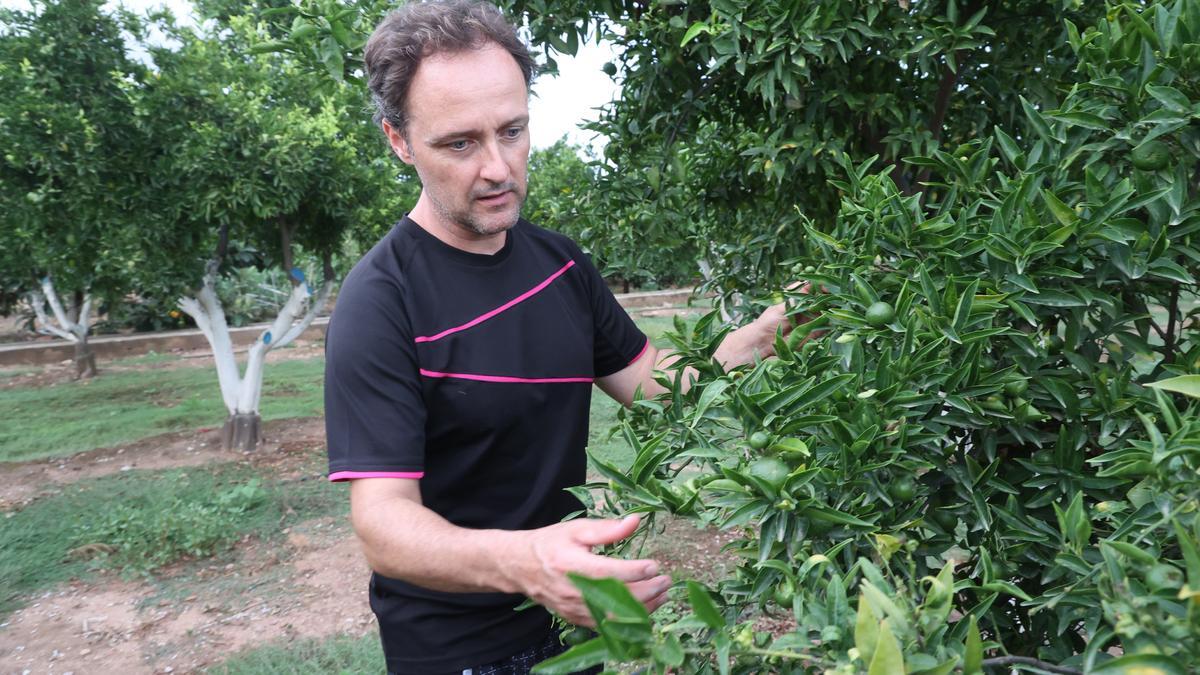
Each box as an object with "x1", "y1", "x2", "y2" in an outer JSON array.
[
  {"x1": 0, "y1": 518, "x2": 375, "y2": 675},
  {"x1": 0, "y1": 417, "x2": 327, "y2": 512}
]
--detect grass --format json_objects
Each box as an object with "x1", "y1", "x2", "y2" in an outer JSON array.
[
  {"x1": 0, "y1": 458, "x2": 346, "y2": 619},
  {"x1": 205, "y1": 633, "x2": 385, "y2": 675},
  {"x1": 108, "y1": 350, "x2": 185, "y2": 367},
  {"x1": 0, "y1": 357, "x2": 325, "y2": 463}
]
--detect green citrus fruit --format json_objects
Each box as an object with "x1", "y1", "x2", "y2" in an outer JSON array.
[
  {"x1": 1003, "y1": 379, "x2": 1029, "y2": 397},
  {"x1": 561, "y1": 626, "x2": 592, "y2": 646},
  {"x1": 1145, "y1": 563, "x2": 1184, "y2": 592},
  {"x1": 889, "y1": 476, "x2": 917, "y2": 502},
  {"x1": 865, "y1": 301, "x2": 896, "y2": 328},
  {"x1": 1131, "y1": 139, "x2": 1171, "y2": 171},
  {"x1": 601, "y1": 61, "x2": 617, "y2": 77},
  {"x1": 748, "y1": 457, "x2": 790, "y2": 488},
  {"x1": 748, "y1": 431, "x2": 772, "y2": 450},
  {"x1": 981, "y1": 396, "x2": 1008, "y2": 412},
  {"x1": 1015, "y1": 402, "x2": 1043, "y2": 423},
  {"x1": 773, "y1": 579, "x2": 796, "y2": 608},
  {"x1": 929, "y1": 506, "x2": 958, "y2": 530}
]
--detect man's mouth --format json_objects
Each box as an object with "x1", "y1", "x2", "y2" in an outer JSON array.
[{"x1": 477, "y1": 190, "x2": 512, "y2": 204}]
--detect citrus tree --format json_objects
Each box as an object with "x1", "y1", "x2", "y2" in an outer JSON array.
[
  {"x1": 0, "y1": 0, "x2": 148, "y2": 377},
  {"x1": 127, "y1": 14, "x2": 394, "y2": 451},
  {"x1": 532, "y1": 1, "x2": 1200, "y2": 672}
]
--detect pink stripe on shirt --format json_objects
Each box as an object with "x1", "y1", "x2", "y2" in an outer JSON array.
[
  {"x1": 419, "y1": 369, "x2": 593, "y2": 384},
  {"x1": 629, "y1": 337, "x2": 651, "y2": 365},
  {"x1": 414, "y1": 260, "x2": 576, "y2": 343},
  {"x1": 328, "y1": 470, "x2": 424, "y2": 482}
]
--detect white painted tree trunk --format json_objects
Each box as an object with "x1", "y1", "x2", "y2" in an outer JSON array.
[
  {"x1": 29, "y1": 276, "x2": 96, "y2": 378},
  {"x1": 178, "y1": 267, "x2": 332, "y2": 451}
]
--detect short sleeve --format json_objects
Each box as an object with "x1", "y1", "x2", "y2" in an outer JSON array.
[
  {"x1": 324, "y1": 276, "x2": 427, "y2": 482},
  {"x1": 574, "y1": 249, "x2": 649, "y2": 377}
]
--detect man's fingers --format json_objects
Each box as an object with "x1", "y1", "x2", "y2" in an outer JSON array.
[
  {"x1": 626, "y1": 574, "x2": 672, "y2": 602},
  {"x1": 573, "y1": 555, "x2": 661, "y2": 583},
  {"x1": 571, "y1": 514, "x2": 641, "y2": 547},
  {"x1": 646, "y1": 588, "x2": 670, "y2": 613}
]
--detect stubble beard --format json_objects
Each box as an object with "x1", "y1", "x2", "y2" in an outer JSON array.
[{"x1": 431, "y1": 183, "x2": 526, "y2": 237}]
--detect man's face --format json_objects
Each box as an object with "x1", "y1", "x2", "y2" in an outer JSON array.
[{"x1": 386, "y1": 43, "x2": 530, "y2": 238}]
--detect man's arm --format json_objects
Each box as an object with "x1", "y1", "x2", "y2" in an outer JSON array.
[
  {"x1": 597, "y1": 302, "x2": 793, "y2": 407},
  {"x1": 349, "y1": 477, "x2": 672, "y2": 627}
]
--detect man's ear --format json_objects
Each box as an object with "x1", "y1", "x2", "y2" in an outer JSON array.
[{"x1": 382, "y1": 120, "x2": 414, "y2": 165}]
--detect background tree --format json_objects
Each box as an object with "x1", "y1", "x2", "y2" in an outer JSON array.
[
  {"x1": 0, "y1": 0, "x2": 149, "y2": 377},
  {"x1": 521, "y1": 139, "x2": 684, "y2": 291},
  {"x1": 129, "y1": 15, "x2": 394, "y2": 451}
]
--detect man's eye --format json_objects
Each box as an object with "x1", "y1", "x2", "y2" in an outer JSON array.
[
  {"x1": 449, "y1": 140, "x2": 469, "y2": 151},
  {"x1": 504, "y1": 127, "x2": 524, "y2": 139}
]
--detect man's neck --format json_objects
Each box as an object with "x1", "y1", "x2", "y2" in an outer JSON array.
[{"x1": 409, "y1": 197, "x2": 508, "y2": 256}]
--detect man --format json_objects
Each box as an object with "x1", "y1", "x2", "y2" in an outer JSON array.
[{"x1": 324, "y1": 2, "x2": 795, "y2": 673}]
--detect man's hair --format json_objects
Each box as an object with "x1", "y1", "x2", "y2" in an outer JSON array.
[{"x1": 364, "y1": 0, "x2": 536, "y2": 135}]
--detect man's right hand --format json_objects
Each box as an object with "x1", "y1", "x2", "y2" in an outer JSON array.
[{"x1": 501, "y1": 514, "x2": 671, "y2": 627}]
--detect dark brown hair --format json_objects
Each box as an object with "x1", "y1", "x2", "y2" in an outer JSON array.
[{"x1": 364, "y1": 0, "x2": 536, "y2": 135}]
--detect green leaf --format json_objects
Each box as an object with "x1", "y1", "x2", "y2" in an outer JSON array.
[
  {"x1": 781, "y1": 373, "x2": 856, "y2": 415},
  {"x1": 993, "y1": 127, "x2": 1024, "y2": 166},
  {"x1": 855, "y1": 594, "x2": 879, "y2": 665},
  {"x1": 868, "y1": 619, "x2": 906, "y2": 675},
  {"x1": 978, "y1": 580, "x2": 1033, "y2": 602},
  {"x1": 319, "y1": 36, "x2": 345, "y2": 81},
  {"x1": 1024, "y1": 290, "x2": 1086, "y2": 307},
  {"x1": 1101, "y1": 540, "x2": 1157, "y2": 565},
  {"x1": 1020, "y1": 95, "x2": 1060, "y2": 144},
  {"x1": 963, "y1": 616, "x2": 983, "y2": 675},
  {"x1": 860, "y1": 582, "x2": 910, "y2": 636},
  {"x1": 248, "y1": 40, "x2": 289, "y2": 54},
  {"x1": 805, "y1": 504, "x2": 874, "y2": 529},
  {"x1": 1145, "y1": 84, "x2": 1191, "y2": 113},
  {"x1": 686, "y1": 580, "x2": 725, "y2": 629},
  {"x1": 568, "y1": 574, "x2": 650, "y2": 625},
  {"x1": 1146, "y1": 375, "x2": 1200, "y2": 399},
  {"x1": 530, "y1": 637, "x2": 607, "y2": 674},
  {"x1": 1041, "y1": 189, "x2": 1079, "y2": 227},
  {"x1": 651, "y1": 633, "x2": 685, "y2": 667},
  {"x1": 681, "y1": 21, "x2": 711, "y2": 47}
]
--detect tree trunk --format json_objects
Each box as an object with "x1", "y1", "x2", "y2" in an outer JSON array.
[
  {"x1": 73, "y1": 335, "x2": 97, "y2": 380},
  {"x1": 222, "y1": 412, "x2": 262, "y2": 452}
]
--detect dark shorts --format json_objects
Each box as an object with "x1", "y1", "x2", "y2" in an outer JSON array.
[{"x1": 386, "y1": 629, "x2": 602, "y2": 675}]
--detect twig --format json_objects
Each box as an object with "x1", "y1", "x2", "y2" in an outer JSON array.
[
  {"x1": 982, "y1": 655, "x2": 1081, "y2": 674},
  {"x1": 1164, "y1": 282, "x2": 1180, "y2": 365}
]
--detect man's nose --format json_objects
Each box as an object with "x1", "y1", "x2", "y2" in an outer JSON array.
[{"x1": 478, "y1": 140, "x2": 510, "y2": 184}]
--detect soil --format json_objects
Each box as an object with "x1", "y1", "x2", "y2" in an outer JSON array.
[{"x1": 0, "y1": 521, "x2": 376, "y2": 675}]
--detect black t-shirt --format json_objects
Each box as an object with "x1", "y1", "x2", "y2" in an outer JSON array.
[{"x1": 324, "y1": 216, "x2": 647, "y2": 674}]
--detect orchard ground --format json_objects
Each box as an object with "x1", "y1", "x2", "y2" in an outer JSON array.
[{"x1": 0, "y1": 308, "x2": 762, "y2": 675}]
